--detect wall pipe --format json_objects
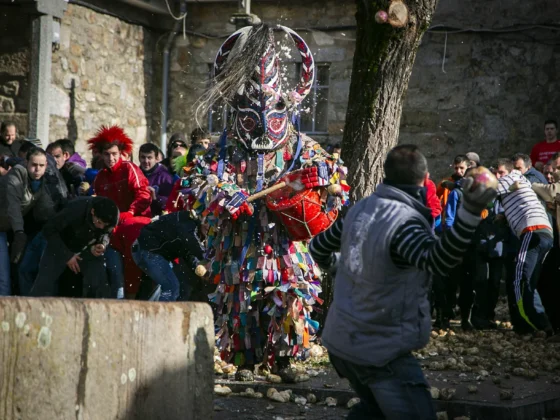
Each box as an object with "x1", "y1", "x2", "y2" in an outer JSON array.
[{"x1": 161, "y1": 1, "x2": 186, "y2": 155}]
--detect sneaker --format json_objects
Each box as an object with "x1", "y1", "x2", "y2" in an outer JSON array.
[{"x1": 148, "y1": 285, "x2": 162, "y2": 301}]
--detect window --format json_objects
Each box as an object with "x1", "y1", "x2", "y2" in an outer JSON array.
[{"x1": 298, "y1": 63, "x2": 330, "y2": 134}]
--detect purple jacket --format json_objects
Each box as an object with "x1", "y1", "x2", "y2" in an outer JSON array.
[
  {"x1": 67, "y1": 153, "x2": 87, "y2": 168},
  {"x1": 142, "y1": 163, "x2": 174, "y2": 216}
]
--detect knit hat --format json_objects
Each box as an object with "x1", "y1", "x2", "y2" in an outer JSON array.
[{"x1": 466, "y1": 152, "x2": 480, "y2": 166}]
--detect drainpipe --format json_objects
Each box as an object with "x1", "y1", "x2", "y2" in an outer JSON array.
[{"x1": 161, "y1": 1, "x2": 186, "y2": 155}]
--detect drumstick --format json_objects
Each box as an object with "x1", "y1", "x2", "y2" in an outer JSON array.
[{"x1": 247, "y1": 181, "x2": 287, "y2": 202}]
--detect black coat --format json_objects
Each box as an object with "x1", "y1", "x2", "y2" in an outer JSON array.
[{"x1": 42, "y1": 197, "x2": 112, "y2": 263}]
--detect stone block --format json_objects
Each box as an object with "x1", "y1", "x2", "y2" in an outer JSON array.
[
  {"x1": 311, "y1": 31, "x2": 335, "y2": 46},
  {"x1": 0, "y1": 298, "x2": 214, "y2": 420},
  {"x1": 49, "y1": 85, "x2": 70, "y2": 118},
  {"x1": 70, "y1": 43, "x2": 83, "y2": 57},
  {"x1": 0, "y1": 96, "x2": 15, "y2": 112},
  {"x1": 1, "y1": 81, "x2": 20, "y2": 97},
  {"x1": 313, "y1": 46, "x2": 346, "y2": 62}
]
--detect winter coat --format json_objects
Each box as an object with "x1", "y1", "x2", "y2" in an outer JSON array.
[
  {"x1": 0, "y1": 165, "x2": 54, "y2": 232},
  {"x1": 142, "y1": 163, "x2": 174, "y2": 216},
  {"x1": 93, "y1": 159, "x2": 152, "y2": 218}
]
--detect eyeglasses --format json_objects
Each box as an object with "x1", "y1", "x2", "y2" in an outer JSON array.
[{"x1": 171, "y1": 142, "x2": 187, "y2": 149}]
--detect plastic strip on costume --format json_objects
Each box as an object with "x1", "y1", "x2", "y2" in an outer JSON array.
[
  {"x1": 238, "y1": 204, "x2": 258, "y2": 266},
  {"x1": 256, "y1": 153, "x2": 264, "y2": 192},
  {"x1": 217, "y1": 128, "x2": 228, "y2": 180}
]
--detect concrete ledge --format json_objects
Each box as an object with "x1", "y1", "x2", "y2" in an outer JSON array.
[{"x1": 0, "y1": 297, "x2": 214, "y2": 420}]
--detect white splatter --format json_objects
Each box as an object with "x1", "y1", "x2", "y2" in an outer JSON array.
[
  {"x1": 91, "y1": 341, "x2": 96, "y2": 348},
  {"x1": 134, "y1": 311, "x2": 140, "y2": 321},
  {"x1": 121, "y1": 373, "x2": 128, "y2": 384},
  {"x1": 15, "y1": 312, "x2": 26, "y2": 328},
  {"x1": 23, "y1": 324, "x2": 30, "y2": 334},
  {"x1": 37, "y1": 326, "x2": 52, "y2": 349},
  {"x1": 45, "y1": 315, "x2": 53, "y2": 327},
  {"x1": 122, "y1": 354, "x2": 126, "y2": 361},
  {"x1": 2, "y1": 321, "x2": 10, "y2": 332},
  {"x1": 128, "y1": 368, "x2": 136, "y2": 382}
]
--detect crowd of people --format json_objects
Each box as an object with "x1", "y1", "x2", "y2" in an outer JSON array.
[
  {"x1": 310, "y1": 119, "x2": 560, "y2": 338},
  {"x1": 1, "y1": 119, "x2": 560, "y2": 337},
  {"x1": 0, "y1": 121, "x2": 211, "y2": 300}
]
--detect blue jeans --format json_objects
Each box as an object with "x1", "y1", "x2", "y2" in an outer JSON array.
[
  {"x1": 329, "y1": 352, "x2": 436, "y2": 420},
  {"x1": 18, "y1": 232, "x2": 47, "y2": 296},
  {"x1": 131, "y1": 246, "x2": 179, "y2": 302},
  {"x1": 0, "y1": 232, "x2": 10, "y2": 295},
  {"x1": 104, "y1": 246, "x2": 124, "y2": 296}
]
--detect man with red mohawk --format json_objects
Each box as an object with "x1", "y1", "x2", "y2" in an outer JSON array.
[{"x1": 88, "y1": 125, "x2": 152, "y2": 298}]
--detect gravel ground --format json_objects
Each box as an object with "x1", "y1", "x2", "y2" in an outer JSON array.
[{"x1": 213, "y1": 396, "x2": 348, "y2": 420}]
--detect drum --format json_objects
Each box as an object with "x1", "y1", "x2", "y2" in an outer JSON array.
[{"x1": 265, "y1": 170, "x2": 338, "y2": 241}]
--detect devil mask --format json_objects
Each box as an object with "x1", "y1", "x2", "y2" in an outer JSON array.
[{"x1": 212, "y1": 24, "x2": 315, "y2": 152}]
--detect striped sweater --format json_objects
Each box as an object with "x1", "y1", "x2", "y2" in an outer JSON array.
[
  {"x1": 310, "y1": 203, "x2": 481, "y2": 278},
  {"x1": 496, "y1": 170, "x2": 551, "y2": 238}
]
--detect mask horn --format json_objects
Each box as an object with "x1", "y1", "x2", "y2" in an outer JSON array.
[
  {"x1": 278, "y1": 25, "x2": 315, "y2": 104},
  {"x1": 214, "y1": 26, "x2": 253, "y2": 77}
]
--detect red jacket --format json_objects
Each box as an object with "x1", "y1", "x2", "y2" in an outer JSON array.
[
  {"x1": 426, "y1": 179, "x2": 442, "y2": 219},
  {"x1": 93, "y1": 159, "x2": 152, "y2": 218}
]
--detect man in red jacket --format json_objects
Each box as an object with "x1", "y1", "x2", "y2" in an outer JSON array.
[
  {"x1": 88, "y1": 126, "x2": 152, "y2": 298},
  {"x1": 530, "y1": 119, "x2": 560, "y2": 171}
]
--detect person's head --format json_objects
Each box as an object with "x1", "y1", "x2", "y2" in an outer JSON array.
[
  {"x1": 512, "y1": 153, "x2": 532, "y2": 174},
  {"x1": 544, "y1": 119, "x2": 558, "y2": 143},
  {"x1": 156, "y1": 147, "x2": 164, "y2": 162},
  {"x1": 543, "y1": 163, "x2": 556, "y2": 183},
  {"x1": 18, "y1": 141, "x2": 37, "y2": 160},
  {"x1": 452, "y1": 155, "x2": 470, "y2": 179},
  {"x1": 552, "y1": 152, "x2": 560, "y2": 169},
  {"x1": 87, "y1": 125, "x2": 133, "y2": 169},
  {"x1": 332, "y1": 143, "x2": 342, "y2": 155},
  {"x1": 26, "y1": 148, "x2": 47, "y2": 180},
  {"x1": 48, "y1": 139, "x2": 73, "y2": 169},
  {"x1": 190, "y1": 128, "x2": 210, "y2": 150},
  {"x1": 1, "y1": 122, "x2": 17, "y2": 145},
  {"x1": 138, "y1": 143, "x2": 159, "y2": 172},
  {"x1": 384, "y1": 144, "x2": 428, "y2": 186},
  {"x1": 102, "y1": 145, "x2": 121, "y2": 169},
  {"x1": 465, "y1": 152, "x2": 480, "y2": 168},
  {"x1": 168, "y1": 132, "x2": 188, "y2": 157},
  {"x1": 494, "y1": 158, "x2": 513, "y2": 179},
  {"x1": 91, "y1": 197, "x2": 119, "y2": 230}
]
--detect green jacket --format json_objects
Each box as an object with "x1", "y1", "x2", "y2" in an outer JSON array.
[{"x1": 0, "y1": 165, "x2": 54, "y2": 232}]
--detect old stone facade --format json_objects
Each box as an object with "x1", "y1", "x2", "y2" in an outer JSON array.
[
  {"x1": 0, "y1": 0, "x2": 558, "y2": 179},
  {"x1": 0, "y1": 7, "x2": 32, "y2": 136},
  {"x1": 159, "y1": 0, "x2": 560, "y2": 180},
  {"x1": 50, "y1": 4, "x2": 153, "y2": 159}
]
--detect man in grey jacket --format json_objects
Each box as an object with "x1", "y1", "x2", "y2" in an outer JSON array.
[
  {"x1": 321, "y1": 145, "x2": 497, "y2": 419},
  {"x1": 0, "y1": 148, "x2": 54, "y2": 295}
]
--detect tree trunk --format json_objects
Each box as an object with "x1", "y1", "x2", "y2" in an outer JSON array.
[{"x1": 342, "y1": 0, "x2": 439, "y2": 202}]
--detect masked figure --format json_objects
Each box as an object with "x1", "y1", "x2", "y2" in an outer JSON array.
[{"x1": 176, "y1": 24, "x2": 350, "y2": 374}]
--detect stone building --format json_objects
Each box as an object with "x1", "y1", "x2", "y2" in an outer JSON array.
[{"x1": 1, "y1": 0, "x2": 559, "y2": 178}]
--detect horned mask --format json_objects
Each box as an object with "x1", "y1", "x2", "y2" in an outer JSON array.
[{"x1": 213, "y1": 24, "x2": 315, "y2": 151}]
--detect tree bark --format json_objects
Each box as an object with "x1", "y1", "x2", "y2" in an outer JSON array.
[{"x1": 342, "y1": 0, "x2": 439, "y2": 202}]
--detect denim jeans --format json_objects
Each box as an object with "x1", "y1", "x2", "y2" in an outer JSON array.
[
  {"x1": 104, "y1": 246, "x2": 124, "y2": 297},
  {"x1": 329, "y1": 352, "x2": 436, "y2": 420},
  {"x1": 131, "y1": 246, "x2": 179, "y2": 302},
  {"x1": 0, "y1": 232, "x2": 10, "y2": 296},
  {"x1": 18, "y1": 232, "x2": 47, "y2": 296}
]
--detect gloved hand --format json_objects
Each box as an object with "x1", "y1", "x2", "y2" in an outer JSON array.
[
  {"x1": 224, "y1": 191, "x2": 254, "y2": 220},
  {"x1": 461, "y1": 177, "x2": 498, "y2": 215},
  {"x1": 119, "y1": 211, "x2": 134, "y2": 223},
  {"x1": 10, "y1": 231, "x2": 27, "y2": 264},
  {"x1": 301, "y1": 162, "x2": 330, "y2": 189}
]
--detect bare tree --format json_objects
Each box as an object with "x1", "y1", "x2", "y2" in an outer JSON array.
[{"x1": 342, "y1": 0, "x2": 439, "y2": 201}]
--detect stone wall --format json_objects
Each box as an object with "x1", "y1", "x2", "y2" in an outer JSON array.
[
  {"x1": 157, "y1": 0, "x2": 560, "y2": 180},
  {"x1": 50, "y1": 3, "x2": 154, "y2": 160},
  {"x1": 0, "y1": 7, "x2": 32, "y2": 136}
]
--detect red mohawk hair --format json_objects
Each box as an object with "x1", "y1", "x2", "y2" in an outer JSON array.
[{"x1": 87, "y1": 125, "x2": 133, "y2": 155}]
